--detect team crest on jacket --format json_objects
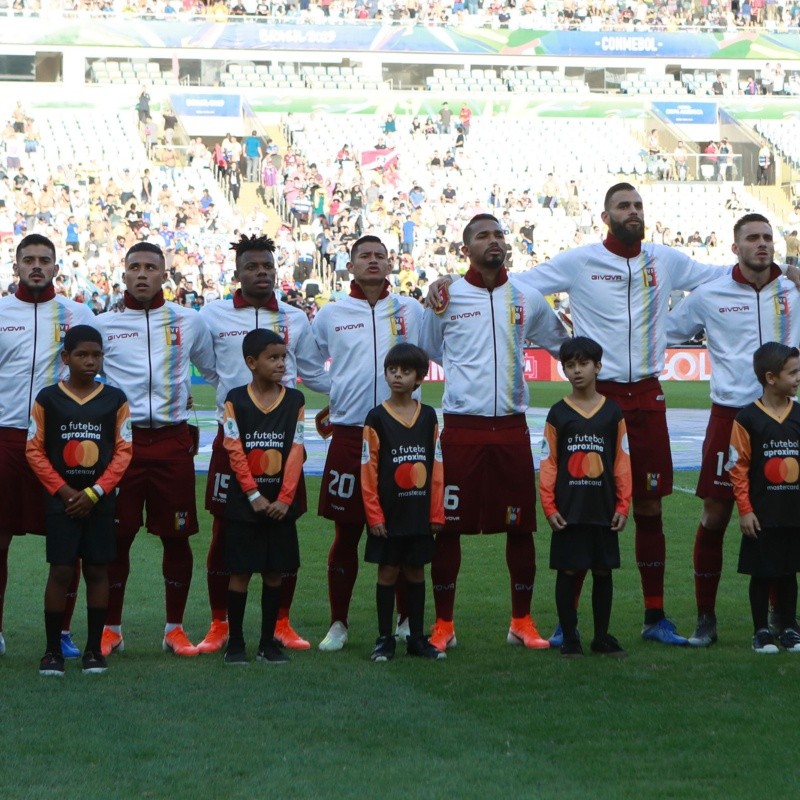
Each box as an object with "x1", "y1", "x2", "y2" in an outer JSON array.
[
  {"x1": 165, "y1": 326, "x2": 182, "y2": 346},
  {"x1": 390, "y1": 312, "x2": 407, "y2": 338},
  {"x1": 53, "y1": 323, "x2": 69, "y2": 343},
  {"x1": 642, "y1": 266, "x2": 658, "y2": 288},
  {"x1": 774, "y1": 294, "x2": 789, "y2": 317},
  {"x1": 509, "y1": 305, "x2": 525, "y2": 326},
  {"x1": 272, "y1": 322, "x2": 289, "y2": 343}
]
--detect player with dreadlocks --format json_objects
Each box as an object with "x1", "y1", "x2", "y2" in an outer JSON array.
[{"x1": 195, "y1": 233, "x2": 330, "y2": 653}]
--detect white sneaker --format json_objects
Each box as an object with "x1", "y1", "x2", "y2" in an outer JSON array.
[
  {"x1": 395, "y1": 616, "x2": 410, "y2": 642},
  {"x1": 318, "y1": 621, "x2": 348, "y2": 652},
  {"x1": 0, "y1": 631, "x2": 5, "y2": 656}
]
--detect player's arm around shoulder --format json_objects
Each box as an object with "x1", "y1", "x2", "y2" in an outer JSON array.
[{"x1": 523, "y1": 287, "x2": 571, "y2": 358}]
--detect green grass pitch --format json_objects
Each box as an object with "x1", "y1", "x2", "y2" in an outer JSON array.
[{"x1": 3, "y1": 380, "x2": 799, "y2": 799}]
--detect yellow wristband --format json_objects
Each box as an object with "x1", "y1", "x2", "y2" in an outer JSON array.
[{"x1": 83, "y1": 487, "x2": 100, "y2": 504}]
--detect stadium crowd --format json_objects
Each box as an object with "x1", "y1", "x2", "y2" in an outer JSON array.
[{"x1": 3, "y1": 0, "x2": 800, "y2": 31}]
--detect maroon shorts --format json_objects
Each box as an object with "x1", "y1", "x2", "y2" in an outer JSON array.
[
  {"x1": 317, "y1": 425, "x2": 366, "y2": 525},
  {"x1": 205, "y1": 425, "x2": 307, "y2": 519},
  {"x1": 597, "y1": 378, "x2": 673, "y2": 499},
  {"x1": 0, "y1": 428, "x2": 46, "y2": 536},
  {"x1": 115, "y1": 423, "x2": 198, "y2": 539},
  {"x1": 696, "y1": 404, "x2": 739, "y2": 501},
  {"x1": 440, "y1": 414, "x2": 536, "y2": 535}
]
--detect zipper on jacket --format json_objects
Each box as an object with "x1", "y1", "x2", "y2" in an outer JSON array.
[
  {"x1": 145, "y1": 308, "x2": 153, "y2": 427},
  {"x1": 626, "y1": 258, "x2": 633, "y2": 383},
  {"x1": 371, "y1": 306, "x2": 378, "y2": 407},
  {"x1": 28, "y1": 301, "x2": 39, "y2": 419},
  {"x1": 489, "y1": 289, "x2": 498, "y2": 416}
]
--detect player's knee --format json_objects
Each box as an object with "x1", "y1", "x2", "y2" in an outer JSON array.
[{"x1": 49, "y1": 564, "x2": 74, "y2": 588}]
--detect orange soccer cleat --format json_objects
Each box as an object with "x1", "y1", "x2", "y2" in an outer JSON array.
[
  {"x1": 429, "y1": 619, "x2": 457, "y2": 652},
  {"x1": 100, "y1": 626, "x2": 125, "y2": 658},
  {"x1": 273, "y1": 618, "x2": 311, "y2": 650},
  {"x1": 163, "y1": 626, "x2": 199, "y2": 657},
  {"x1": 196, "y1": 619, "x2": 229, "y2": 654},
  {"x1": 507, "y1": 615, "x2": 550, "y2": 649}
]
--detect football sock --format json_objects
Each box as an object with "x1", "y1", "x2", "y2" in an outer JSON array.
[
  {"x1": 555, "y1": 571, "x2": 578, "y2": 641},
  {"x1": 278, "y1": 571, "x2": 298, "y2": 620},
  {"x1": 693, "y1": 524, "x2": 725, "y2": 615},
  {"x1": 592, "y1": 571, "x2": 613, "y2": 641},
  {"x1": 206, "y1": 517, "x2": 229, "y2": 620},
  {"x1": 634, "y1": 512, "x2": 666, "y2": 624},
  {"x1": 775, "y1": 574, "x2": 798, "y2": 630},
  {"x1": 749, "y1": 577, "x2": 770, "y2": 633},
  {"x1": 376, "y1": 583, "x2": 395, "y2": 638},
  {"x1": 573, "y1": 570, "x2": 587, "y2": 610},
  {"x1": 506, "y1": 532, "x2": 535, "y2": 619},
  {"x1": 106, "y1": 534, "x2": 136, "y2": 626},
  {"x1": 259, "y1": 583, "x2": 281, "y2": 650},
  {"x1": 431, "y1": 532, "x2": 461, "y2": 622},
  {"x1": 0, "y1": 542, "x2": 8, "y2": 630},
  {"x1": 327, "y1": 523, "x2": 363, "y2": 625},
  {"x1": 44, "y1": 610, "x2": 62, "y2": 655},
  {"x1": 162, "y1": 537, "x2": 193, "y2": 625},
  {"x1": 227, "y1": 589, "x2": 247, "y2": 650},
  {"x1": 86, "y1": 607, "x2": 107, "y2": 654},
  {"x1": 62, "y1": 560, "x2": 81, "y2": 632},
  {"x1": 395, "y1": 571, "x2": 408, "y2": 622},
  {"x1": 406, "y1": 579, "x2": 425, "y2": 639}
]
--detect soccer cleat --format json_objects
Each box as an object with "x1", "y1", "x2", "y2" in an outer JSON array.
[
  {"x1": 39, "y1": 651, "x2": 66, "y2": 677},
  {"x1": 560, "y1": 638, "x2": 584, "y2": 659},
  {"x1": 687, "y1": 613, "x2": 718, "y2": 647},
  {"x1": 0, "y1": 632, "x2": 5, "y2": 656},
  {"x1": 274, "y1": 618, "x2": 311, "y2": 650},
  {"x1": 196, "y1": 619, "x2": 229, "y2": 654},
  {"x1": 60, "y1": 632, "x2": 81, "y2": 660},
  {"x1": 395, "y1": 616, "x2": 410, "y2": 643},
  {"x1": 549, "y1": 623, "x2": 580, "y2": 649},
  {"x1": 100, "y1": 626, "x2": 124, "y2": 657},
  {"x1": 81, "y1": 651, "x2": 109, "y2": 675},
  {"x1": 318, "y1": 621, "x2": 348, "y2": 652},
  {"x1": 507, "y1": 615, "x2": 550, "y2": 649},
  {"x1": 641, "y1": 618, "x2": 689, "y2": 646},
  {"x1": 590, "y1": 634, "x2": 627, "y2": 657},
  {"x1": 256, "y1": 642, "x2": 290, "y2": 664},
  {"x1": 429, "y1": 619, "x2": 457, "y2": 652},
  {"x1": 779, "y1": 626, "x2": 800, "y2": 653},
  {"x1": 223, "y1": 646, "x2": 248, "y2": 666},
  {"x1": 370, "y1": 635, "x2": 397, "y2": 662},
  {"x1": 752, "y1": 628, "x2": 779, "y2": 654},
  {"x1": 406, "y1": 635, "x2": 446, "y2": 660},
  {"x1": 163, "y1": 627, "x2": 199, "y2": 657}
]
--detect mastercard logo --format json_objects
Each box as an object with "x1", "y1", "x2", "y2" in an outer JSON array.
[
  {"x1": 63, "y1": 439, "x2": 99, "y2": 468},
  {"x1": 247, "y1": 448, "x2": 282, "y2": 477},
  {"x1": 567, "y1": 451, "x2": 604, "y2": 479},
  {"x1": 763, "y1": 456, "x2": 799, "y2": 484},
  {"x1": 395, "y1": 461, "x2": 427, "y2": 490}
]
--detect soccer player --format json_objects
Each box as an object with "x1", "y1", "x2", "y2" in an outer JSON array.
[
  {"x1": 666, "y1": 213, "x2": 800, "y2": 646},
  {"x1": 221, "y1": 329, "x2": 306, "y2": 666},
  {"x1": 27, "y1": 325, "x2": 132, "y2": 676},
  {"x1": 312, "y1": 235, "x2": 424, "y2": 651},
  {"x1": 197, "y1": 233, "x2": 329, "y2": 654},
  {"x1": 429, "y1": 184, "x2": 732, "y2": 645},
  {"x1": 0, "y1": 233, "x2": 94, "y2": 658},
  {"x1": 361, "y1": 343, "x2": 445, "y2": 662},
  {"x1": 729, "y1": 342, "x2": 800, "y2": 654},
  {"x1": 540, "y1": 337, "x2": 631, "y2": 658},
  {"x1": 95, "y1": 242, "x2": 218, "y2": 657},
  {"x1": 419, "y1": 213, "x2": 570, "y2": 652}
]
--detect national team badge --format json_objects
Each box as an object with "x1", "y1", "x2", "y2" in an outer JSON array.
[
  {"x1": 506, "y1": 506, "x2": 522, "y2": 526},
  {"x1": 165, "y1": 326, "x2": 182, "y2": 346},
  {"x1": 54, "y1": 323, "x2": 69, "y2": 343}
]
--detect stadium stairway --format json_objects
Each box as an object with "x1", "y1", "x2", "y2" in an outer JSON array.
[{"x1": 749, "y1": 185, "x2": 795, "y2": 221}]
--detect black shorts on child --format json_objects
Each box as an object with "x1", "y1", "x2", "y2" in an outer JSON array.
[
  {"x1": 549, "y1": 524, "x2": 620, "y2": 571},
  {"x1": 225, "y1": 519, "x2": 300, "y2": 574},
  {"x1": 738, "y1": 526, "x2": 800, "y2": 579},
  {"x1": 46, "y1": 503, "x2": 116, "y2": 566},
  {"x1": 365, "y1": 533, "x2": 436, "y2": 567}
]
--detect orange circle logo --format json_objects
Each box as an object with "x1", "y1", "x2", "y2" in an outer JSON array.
[
  {"x1": 63, "y1": 439, "x2": 99, "y2": 468},
  {"x1": 394, "y1": 461, "x2": 427, "y2": 490},
  {"x1": 764, "y1": 456, "x2": 799, "y2": 484},
  {"x1": 567, "y1": 451, "x2": 604, "y2": 479},
  {"x1": 247, "y1": 448, "x2": 282, "y2": 477}
]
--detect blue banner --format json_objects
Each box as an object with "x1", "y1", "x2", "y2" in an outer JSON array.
[
  {"x1": 652, "y1": 101, "x2": 718, "y2": 125},
  {"x1": 170, "y1": 93, "x2": 241, "y2": 117}
]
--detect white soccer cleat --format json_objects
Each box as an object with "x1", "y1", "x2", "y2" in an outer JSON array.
[{"x1": 318, "y1": 621, "x2": 348, "y2": 652}]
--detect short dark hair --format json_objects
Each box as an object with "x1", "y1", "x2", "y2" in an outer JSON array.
[
  {"x1": 753, "y1": 341, "x2": 799, "y2": 387},
  {"x1": 733, "y1": 213, "x2": 770, "y2": 240},
  {"x1": 559, "y1": 336, "x2": 603, "y2": 365},
  {"x1": 230, "y1": 233, "x2": 276, "y2": 263},
  {"x1": 349, "y1": 235, "x2": 386, "y2": 262},
  {"x1": 384, "y1": 343, "x2": 429, "y2": 381},
  {"x1": 16, "y1": 233, "x2": 56, "y2": 263},
  {"x1": 63, "y1": 324, "x2": 102, "y2": 353},
  {"x1": 604, "y1": 182, "x2": 637, "y2": 211},
  {"x1": 462, "y1": 213, "x2": 499, "y2": 246},
  {"x1": 242, "y1": 328, "x2": 285, "y2": 361},
  {"x1": 126, "y1": 241, "x2": 165, "y2": 264}
]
